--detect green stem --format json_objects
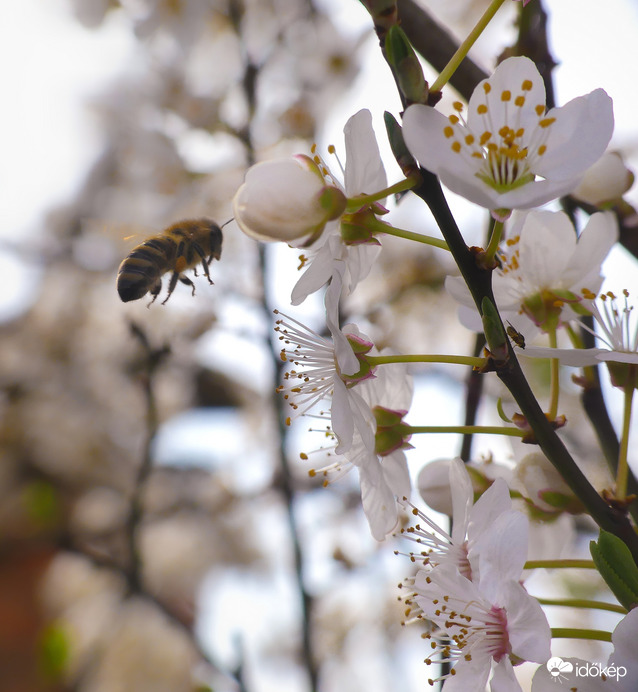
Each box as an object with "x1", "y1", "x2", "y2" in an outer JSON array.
[
  {"x1": 525, "y1": 559, "x2": 596, "y2": 570},
  {"x1": 617, "y1": 370, "x2": 636, "y2": 502},
  {"x1": 537, "y1": 597, "x2": 626, "y2": 614},
  {"x1": 376, "y1": 222, "x2": 449, "y2": 251},
  {"x1": 551, "y1": 628, "x2": 612, "y2": 643},
  {"x1": 482, "y1": 219, "x2": 504, "y2": 267},
  {"x1": 407, "y1": 425, "x2": 524, "y2": 437},
  {"x1": 346, "y1": 176, "x2": 418, "y2": 210},
  {"x1": 547, "y1": 327, "x2": 560, "y2": 421},
  {"x1": 429, "y1": 0, "x2": 508, "y2": 93},
  {"x1": 367, "y1": 353, "x2": 484, "y2": 367}
]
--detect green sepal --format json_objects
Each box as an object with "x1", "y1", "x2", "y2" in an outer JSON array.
[
  {"x1": 481, "y1": 297, "x2": 507, "y2": 361},
  {"x1": 590, "y1": 529, "x2": 638, "y2": 611},
  {"x1": 373, "y1": 406, "x2": 412, "y2": 456},
  {"x1": 605, "y1": 362, "x2": 638, "y2": 390},
  {"x1": 537, "y1": 489, "x2": 584, "y2": 514}
]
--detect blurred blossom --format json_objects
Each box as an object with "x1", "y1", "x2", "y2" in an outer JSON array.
[
  {"x1": 81, "y1": 598, "x2": 197, "y2": 692},
  {"x1": 571, "y1": 151, "x2": 634, "y2": 206}
]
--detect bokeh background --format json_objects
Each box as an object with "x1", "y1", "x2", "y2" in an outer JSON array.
[{"x1": 2, "y1": 1, "x2": 638, "y2": 691}]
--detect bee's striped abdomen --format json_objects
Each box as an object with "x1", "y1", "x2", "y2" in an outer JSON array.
[{"x1": 116, "y1": 236, "x2": 175, "y2": 302}]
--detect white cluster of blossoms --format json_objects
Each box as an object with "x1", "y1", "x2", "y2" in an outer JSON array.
[
  {"x1": 399, "y1": 459, "x2": 551, "y2": 691},
  {"x1": 233, "y1": 39, "x2": 638, "y2": 690}
]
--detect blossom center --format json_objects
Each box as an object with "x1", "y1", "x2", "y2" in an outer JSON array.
[{"x1": 443, "y1": 77, "x2": 555, "y2": 193}]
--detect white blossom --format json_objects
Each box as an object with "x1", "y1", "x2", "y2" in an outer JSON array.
[{"x1": 403, "y1": 56, "x2": 614, "y2": 215}]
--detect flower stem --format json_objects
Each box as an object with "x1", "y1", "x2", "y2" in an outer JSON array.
[
  {"x1": 550, "y1": 628, "x2": 612, "y2": 643},
  {"x1": 525, "y1": 559, "x2": 596, "y2": 570},
  {"x1": 482, "y1": 218, "x2": 504, "y2": 267},
  {"x1": 407, "y1": 425, "x2": 525, "y2": 437},
  {"x1": 616, "y1": 369, "x2": 636, "y2": 502},
  {"x1": 367, "y1": 353, "x2": 484, "y2": 367},
  {"x1": 547, "y1": 327, "x2": 560, "y2": 421},
  {"x1": 346, "y1": 176, "x2": 418, "y2": 210},
  {"x1": 377, "y1": 221, "x2": 450, "y2": 251},
  {"x1": 429, "y1": 0, "x2": 508, "y2": 93},
  {"x1": 537, "y1": 597, "x2": 627, "y2": 614}
]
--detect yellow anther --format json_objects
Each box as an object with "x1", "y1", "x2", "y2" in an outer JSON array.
[
  {"x1": 477, "y1": 104, "x2": 488, "y2": 115},
  {"x1": 465, "y1": 134, "x2": 475, "y2": 145},
  {"x1": 539, "y1": 117, "x2": 556, "y2": 128},
  {"x1": 449, "y1": 114, "x2": 460, "y2": 125},
  {"x1": 451, "y1": 141, "x2": 462, "y2": 153},
  {"x1": 453, "y1": 101, "x2": 464, "y2": 112},
  {"x1": 581, "y1": 288, "x2": 597, "y2": 300},
  {"x1": 501, "y1": 90, "x2": 512, "y2": 102},
  {"x1": 535, "y1": 104, "x2": 545, "y2": 116},
  {"x1": 522, "y1": 79, "x2": 533, "y2": 91},
  {"x1": 538, "y1": 144, "x2": 547, "y2": 155},
  {"x1": 515, "y1": 96, "x2": 525, "y2": 107},
  {"x1": 483, "y1": 82, "x2": 492, "y2": 94},
  {"x1": 443, "y1": 125, "x2": 455, "y2": 138},
  {"x1": 479, "y1": 131, "x2": 492, "y2": 145}
]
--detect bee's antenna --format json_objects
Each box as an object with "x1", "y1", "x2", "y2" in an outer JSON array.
[{"x1": 221, "y1": 218, "x2": 234, "y2": 229}]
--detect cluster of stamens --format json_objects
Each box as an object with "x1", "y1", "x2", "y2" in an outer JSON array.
[
  {"x1": 417, "y1": 585, "x2": 511, "y2": 686},
  {"x1": 443, "y1": 78, "x2": 556, "y2": 191}
]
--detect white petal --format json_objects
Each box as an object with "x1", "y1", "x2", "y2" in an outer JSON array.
[
  {"x1": 609, "y1": 608, "x2": 638, "y2": 677},
  {"x1": 490, "y1": 657, "x2": 523, "y2": 692},
  {"x1": 358, "y1": 460, "x2": 399, "y2": 540},
  {"x1": 437, "y1": 166, "x2": 502, "y2": 209},
  {"x1": 467, "y1": 477, "x2": 512, "y2": 542},
  {"x1": 499, "y1": 581, "x2": 552, "y2": 663},
  {"x1": 290, "y1": 233, "x2": 337, "y2": 305},
  {"x1": 344, "y1": 109, "x2": 387, "y2": 197},
  {"x1": 449, "y1": 458, "x2": 474, "y2": 544},
  {"x1": 534, "y1": 89, "x2": 614, "y2": 180},
  {"x1": 402, "y1": 105, "x2": 480, "y2": 177},
  {"x1": 494, "y1": 175, "x2": 583, "y2": 210},
  {"x1": 441, "y1": 658, "x2": 492, "y2": 692},
  {"x1": 331, "y1": 377, "x2": 355, "y2": 453},
  {"x1": 382, "y1": 450, "x2": 411, "y2": 498},
  {"x1": 468, "y1": 56, "x2": 546, "y2": 136},
  {"x1": 520, "y1": 346, "x2": 611, "y2": 366},
  {"x1": 476, "y1": 510, "x2": 529, "y2": 599},
  {"x1": 517, "y1": 210, "x2": 575, "y2": 288},
  {"x1": 562, "y1": 211, "x2": 618, "y2": 287}
]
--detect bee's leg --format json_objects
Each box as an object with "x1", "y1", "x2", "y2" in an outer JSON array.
[
  {"x1": 178, "y1": 275, "x2": 196, "y2": 296},
  {"x1": 147, "y1": 279, "x2": 162, "y2": 307},
  {"x1": 192, "y1": 242, "x2": 214, "y2": 285},
  {"x1": 161, "y1": 271, "x2": 182, "y2": 304}
]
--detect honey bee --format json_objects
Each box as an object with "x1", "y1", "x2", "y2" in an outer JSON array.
[{"x1": 117, "y1": 218, "x2": 223, "y2": 304}]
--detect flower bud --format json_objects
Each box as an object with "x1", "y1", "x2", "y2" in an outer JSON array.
[
  {"x1": 572, "y1": 152, "x2": 634, "y2": 207},
  {"x1": 233, "y1": 155, "x2": 347, "y2": 243},
  {"x1": 515, "y1": 452, "x2": 580, "y2": 514}
]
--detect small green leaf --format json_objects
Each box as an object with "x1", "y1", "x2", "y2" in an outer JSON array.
[{"x1": 590, "y1": 530, "x2": 638, "y2": 611}]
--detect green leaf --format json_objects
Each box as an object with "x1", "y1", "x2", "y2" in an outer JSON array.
[{"x1": 590, "y1": 530, "x2": 638, "y2": 611}]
